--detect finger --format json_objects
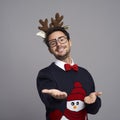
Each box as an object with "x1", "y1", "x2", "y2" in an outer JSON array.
[
  {"x1": 95, "y1": 92, "x2": 102, "y2": 96},
  {"x1": 42, "y1": 89, "x2": 51, "y2": 94},
  {"x1": 60, "y1": 92, "x2": 67, "y2": 97},
  {"x1": 55, "y1": 92, "x2": 67, "y2": 99}
]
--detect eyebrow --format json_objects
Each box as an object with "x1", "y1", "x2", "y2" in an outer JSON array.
[{"x1": 49, "y1": 36, "x2": 65, "y2": 41}]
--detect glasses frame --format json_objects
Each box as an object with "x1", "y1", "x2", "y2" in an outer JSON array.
[{"x1": 48, "y1": 36, "x2": 68, "y2": 48}]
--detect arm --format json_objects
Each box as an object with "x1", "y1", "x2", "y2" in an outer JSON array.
[
  {"x1": 85, "y1": 95, "x2": 102, "y2": 114},
  {"x1": 37, "y1": 69, "x2": 66, "y2": 108},
  {"x1": 84, "y1": 92, "x2": 102, "y2": 114},
  {"x1": 83, "y1": 69, "x2": 102, "y2": 114}
]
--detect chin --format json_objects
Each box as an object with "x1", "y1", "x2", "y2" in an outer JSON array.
[
  {"x1": 55, "y1": 55, "x2": 68, "y2": 61},
  {"x1": 54, "y1": 51, "x2": 70, "y2": 60}
]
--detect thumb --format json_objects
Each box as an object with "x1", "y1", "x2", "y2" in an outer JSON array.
[{"x1": 95, "y1": 91, "x2": 102, "y2": 96}]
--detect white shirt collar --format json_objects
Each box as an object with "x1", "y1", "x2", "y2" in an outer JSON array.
[{"x1": 55, "y1": 59, "x2": 74, "y2": 71}]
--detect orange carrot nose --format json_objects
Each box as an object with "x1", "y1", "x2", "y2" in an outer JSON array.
[{"x1": 73, "y1": 105, "x2": 77, "y2": 109}]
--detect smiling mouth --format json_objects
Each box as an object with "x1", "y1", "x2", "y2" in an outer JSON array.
[
  {"x1": 56, "y1": 46, "x2": 65, "y2": 53},
  {"x1": 58, "y1": 48, "x2": 64, "y2": 53}
]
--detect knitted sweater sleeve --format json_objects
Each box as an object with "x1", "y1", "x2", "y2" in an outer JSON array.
[
  {"x1": 86, "y1": 97, "x2": 101, "y2": 114},
  {"x1": 85, "y1": 70, "x2": 102, "y2": 114},
  {"x1": 36, "y1": 68, "x2": 63, "y2": 109}
]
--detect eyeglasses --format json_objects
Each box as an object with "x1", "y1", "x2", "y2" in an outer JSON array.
[{"x1": 48, "y1": 36, "x2": 68, "y2": 48}]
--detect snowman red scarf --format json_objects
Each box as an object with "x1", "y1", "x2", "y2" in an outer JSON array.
[{"x1": 64, "y1": 108, "x2": 87, "y2": 120}]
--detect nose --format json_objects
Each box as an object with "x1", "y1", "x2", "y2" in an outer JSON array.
[
  {"x1": 73, "y1": 105, "x2": 77, "y2": 109},
  {"x1": 56, "y1": 40, "x2": 61, "y2": 46}
]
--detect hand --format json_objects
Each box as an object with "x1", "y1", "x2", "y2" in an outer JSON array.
[
  {"x1": 42, "y1": 89, "x2": 67, "y2": 99},
  {"x1": 84, "y1": 92, "x2": 102, "y2": 104}
]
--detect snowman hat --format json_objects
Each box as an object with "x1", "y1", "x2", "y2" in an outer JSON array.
[{"x1": 67, "y1": 82, "x2": 86, "y2": 101}]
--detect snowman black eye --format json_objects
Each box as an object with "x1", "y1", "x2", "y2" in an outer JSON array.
[
  {"x1": 71, "y1": 102, "x2": 74, "y2": 106},
  {"x1": 76, "y1": 101, "x2": 79, "y2": 105}
]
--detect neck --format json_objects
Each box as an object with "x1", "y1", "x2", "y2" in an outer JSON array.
[
  {"x1": 55, "y1": 52, "x2": 72, "y2": 64},
  {"x1": 61, "y1": 56, "x2": 72, "y2": 64}
]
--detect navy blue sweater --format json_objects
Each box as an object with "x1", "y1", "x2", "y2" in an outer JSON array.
[{"x1": 37, "y1": 62, "x2": 101, "y2": 120}]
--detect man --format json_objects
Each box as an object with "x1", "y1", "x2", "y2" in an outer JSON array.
[{"x1": 37, "y1": 13, "x2": 102, "y2": 120}]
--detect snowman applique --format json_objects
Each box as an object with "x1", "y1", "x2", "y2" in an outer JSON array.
[{"x1": 49, "y1": 82, "x2": 88, "y2": 120}]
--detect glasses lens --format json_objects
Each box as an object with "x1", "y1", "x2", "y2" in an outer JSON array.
[
  {"x1": 59, "y1": 36, "x2": 67, "y2": 44},
  {"x1": 49, "y1": 41, "x2": 56, "y2": 47}
]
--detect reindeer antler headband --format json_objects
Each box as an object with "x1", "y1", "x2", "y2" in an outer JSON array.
[{"x1": 36, "y1": 13, "x2": 68, "y2": 38}]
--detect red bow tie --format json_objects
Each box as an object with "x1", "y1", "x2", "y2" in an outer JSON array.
[{"x1": 64, "y1": 64, "x2": 78, "y2": 72}]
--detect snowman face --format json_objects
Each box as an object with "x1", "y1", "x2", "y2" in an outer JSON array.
[{"x1": 67, "y1": 100, "x2": 85, "y2": 112}]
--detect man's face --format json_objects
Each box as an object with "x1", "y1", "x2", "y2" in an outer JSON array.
[{"x1": 48, "y1": 31, "x2": 72, "y2": 60}]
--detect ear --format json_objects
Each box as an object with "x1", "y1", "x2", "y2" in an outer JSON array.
[{"x1": 69, "y1": 40, "x2": 72, "y2": 47}]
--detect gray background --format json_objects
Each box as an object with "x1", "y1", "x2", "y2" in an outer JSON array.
[{"x1": 0, "y1": 0, "x2": 120, "y2": 120}]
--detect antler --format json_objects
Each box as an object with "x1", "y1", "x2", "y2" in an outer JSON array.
[
  {"x1": 50, "y1": 13, "x2": 64, "y2": 28},
  {"x1": 38, "y1": 18, "x2": 49, "y2": 32},
  {"x1": 37, "y1": 13, "x2": 65, "y2": 36}
]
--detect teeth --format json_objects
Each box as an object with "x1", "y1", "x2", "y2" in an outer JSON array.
[{"x1": 58, "y1": 48, "x2": 64, "y2": 52}]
